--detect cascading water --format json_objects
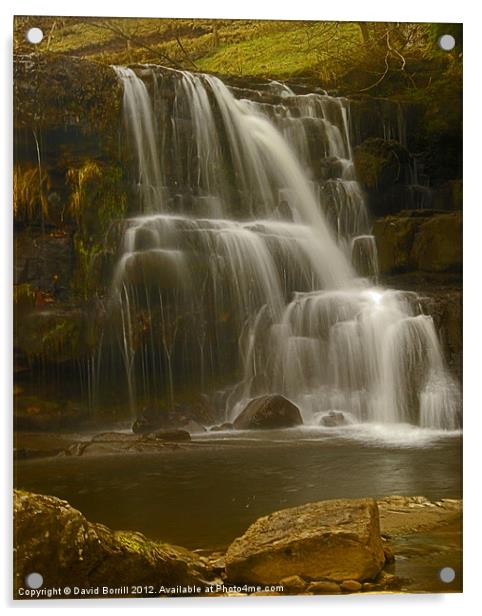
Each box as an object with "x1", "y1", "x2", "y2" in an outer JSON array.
[{"x1": 108, "y1": 65, "x2": 460, "y2": 431}]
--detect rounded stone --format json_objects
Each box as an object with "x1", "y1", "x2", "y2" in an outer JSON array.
[
  {"x1": 340, "y1": 579, "x2": 362, "y2": 592},
  {"x1": 307, "y1": 581, "x2": 341, "y2": 594}
]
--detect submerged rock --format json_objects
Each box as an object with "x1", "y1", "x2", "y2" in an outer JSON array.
[
  {"x1": 225, "y1": 498, "x2": 385, "y2": 585},
  {"x1": 320, "y1": 411, "x2": 346, "y2": 427},
  {"x1": 148, "y1": 429, "x2": 191, "y2": 442},
  {"x1": 132, "y1": 408, "x2": 163, "y2": 434},
  {"x1": 13, "y1": 490, "x2": 217, "y2": 595},
  {"x1": 65, "y1": 430, "x2": 191, "y2": 456},
  {"x1": 233, "y1": 395, "x2": 303, "y2": 430},
  {"x1": 180, "y1": 419, "x2": 207, "y2": 434}
]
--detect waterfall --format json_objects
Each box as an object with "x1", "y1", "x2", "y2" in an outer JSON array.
[{"x1": 108, "y1": 65, "x2": 460, "y2": 431}]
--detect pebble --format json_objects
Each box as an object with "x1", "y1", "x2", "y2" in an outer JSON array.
[
  {"x1": 279, "y1": 575, "x2": 307, "y2": 593},
  {"x1": 340, "y1": 580, "x2": 362, "y2": 592},
  {"x1": 307, "y1": 581, "x2": 341, "y2": 594}
]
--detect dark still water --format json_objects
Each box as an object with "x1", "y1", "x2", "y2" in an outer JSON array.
[{"x1": 14, "y1": 430, "x2": 462, "y2": 551}]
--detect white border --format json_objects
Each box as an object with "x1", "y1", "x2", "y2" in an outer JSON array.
[{"x1": 1, "y1": 1, "x2": 477, "y2": 614}]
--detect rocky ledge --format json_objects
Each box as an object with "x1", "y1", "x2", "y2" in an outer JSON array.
[
  {"x1": 13, "y1": 491, "x2": 461, "y2": 598},
  {"x1": 373, "y1": 210, "x2": 462, "y2": 275}
]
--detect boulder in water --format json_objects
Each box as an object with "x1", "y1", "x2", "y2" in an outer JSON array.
[
  {"x1": 13, "y1": 490, "x2": 216, "y2": 595},
  {"x1": 148, "y1": 429, "x2": 191, "y2": 442},
  {"x1": 320, "y1": 411, "x2": 346, "y2": 427},
  {"x1": 233, "y1": 395, "x2": 303, "y2": 430},
  {"x1": 225, "y1": 498, "x2": 385, "y2": 584},
  {"x1": 180, "y1": 419, "x2": 207, "y2": 434},
  {"x1": 132, "y1": 407, "x2": 163, "y2": 434}
]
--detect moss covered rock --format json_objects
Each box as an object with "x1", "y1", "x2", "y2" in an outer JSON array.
[
  {"x1": 14, "y1": 306, "x2": 94, "y2": 363},
  {"x1": 14, "y1": 490, "x2": 217, "y2": 597},
  {"x1": 373, "y1": 210, "x2": 462, "y2": 274},
  {"x1": 14, "y1": 53, "x2": 121, "y2": 135},
  {"x1": 411, "y1": 212, "x2": 462, "y2": 272}
]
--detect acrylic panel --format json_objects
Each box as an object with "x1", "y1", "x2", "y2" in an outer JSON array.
[{"x1": 13, "y1": 16, "x2": 462, "y2": 599}]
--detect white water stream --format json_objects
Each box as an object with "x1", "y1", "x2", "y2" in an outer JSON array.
[{"x1": 110, "y1": 66, "x2": 460, "y2": 430}]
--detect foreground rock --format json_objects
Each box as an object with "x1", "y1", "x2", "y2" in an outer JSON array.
[
  {"x1": 233, "y1": 395, "x2": 303, "y2": 430},
  {"x1": 225, "y1": 498, "x2": 385, "y2": 584},
  {"x1": 14, "y1": 490, "x2": 217, "y2": 595}
]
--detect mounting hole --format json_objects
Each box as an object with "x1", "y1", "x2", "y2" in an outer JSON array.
[
  {"x1": 26, "y1": 28, "x2": 44, "y2": 45},
  {"x1": 25, "y1": 572, "x2": 43, "y2": 589},
  {"x1": 438, "y1": 34, "x2": 456, "y2": 51},
  {"x1": 439, "y1": 566, "x2": 456, "y2": 583}
]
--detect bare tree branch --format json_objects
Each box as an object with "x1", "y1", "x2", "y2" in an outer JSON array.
[{"x1": 91, "y1": 20, "x2": 184, "y2": 69}]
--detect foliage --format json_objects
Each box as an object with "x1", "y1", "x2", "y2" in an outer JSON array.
[
  {"x1": 66, "y1": 161, "x2": 127, "y2": 299},
  {"x1": 354, "y1": 139, "x2": 409, "y2": 191},
  {"x1": 66, "y1": 161, "x2": 126, "y2": 235},
  {"x1": 40, "y1": 316, "x2": 82, "y2": 359},
  {"x1": 71, "y1": 237, "x2": 103, "y2": 301},
  {"x1": 13, "y1": 17, "x2": 462, "y2": 95},
  {"x1": 13, "y1": 164, "x2": 50, "y2": 223}
]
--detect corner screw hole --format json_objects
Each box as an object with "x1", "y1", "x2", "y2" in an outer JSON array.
[
  {"x1": 439, "y1": 566, "x2": 456, "y2": 583},
  {"x1": 25, "y1": 572, "x2": 43, "y2": 589},
  {"x1": 26, "y1": 28, "x2": 44, "y2": 45},
  {"x1": 438, "y1": 34, "x2": 456, "y2": 51}
]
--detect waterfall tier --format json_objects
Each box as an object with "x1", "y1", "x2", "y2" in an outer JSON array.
[{"x1": 108, "y1": 65, "x2": 460, "y2": 430}]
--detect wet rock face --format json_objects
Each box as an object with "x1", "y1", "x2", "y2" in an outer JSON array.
[
  {"x1": 354, "y1": 138, "x2": 410, "y2": 193},
  {"x1": 225, "y1": 498, "x2": 386, "y2": 585},
  {"x1": 14, "y1": 490, "x2": 216, "y2": 595},
  {"x1": 14, "y1": 397, "x2": 84, "y2": 432},
  {"x1": 14, "y1": 230, "x2": 74, "y2": 297},
  {"x1": 14, "y1": 53, "x2": 121, "y2": 143},
  {"x1": 14, "y1": 304, "x2": 99, "y2": 366},
  {"x1": 373, "y1": 210, "x2": 462, "y2": 275},
  {"x1": 233, "y1": 395, "x2": 303, "y2": 430},
  {"x1": 418, "y1": 289, "x2": 462, "y2": 377}
]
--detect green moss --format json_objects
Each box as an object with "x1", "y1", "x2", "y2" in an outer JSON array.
[
  {"x1": 115, "y1": 532, "x2": 151, "y2": 555},
  {"x1": 71, "y1": 237, "x2": 103, "y2": 301},
  {"x1": 67, "y1": 161, "x2": 127, "y2": 236},
  {"x1": 354, "y1": 139, "x2": 409, "y2": 191},
  {"x1": 42, "y1": 317, "x2": 80, "y2": 358},
  {"x1": 66, "y1": 160, "x2": 127, "y2": 299},
  {"x1": 15, "y1": 308, "x2": 85, "y2": 363}
]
